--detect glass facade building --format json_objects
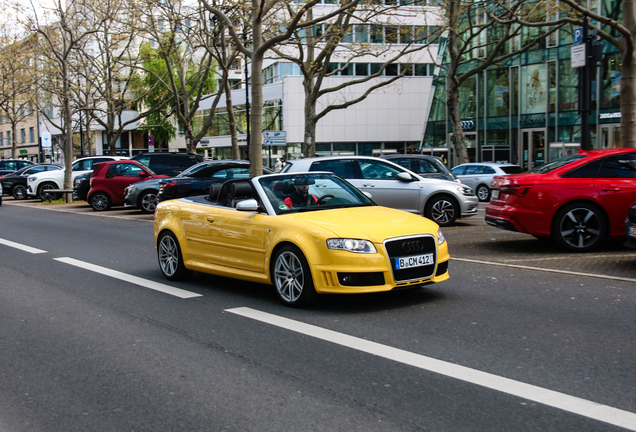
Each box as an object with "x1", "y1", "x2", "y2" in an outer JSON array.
[{"x1": 423, "y1": 0, "x2": 623, "y2": 170}]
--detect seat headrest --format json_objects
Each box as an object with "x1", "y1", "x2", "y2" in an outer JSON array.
[
  {"x1": 281, "y1": 181, "x2": 293, "y2": 195},
  {"x1": 209, "y1": 183, "x2": 221, "y2": 201},
  {"x1": 229, "y1": 182, "x2": 253, "y2": 197}
]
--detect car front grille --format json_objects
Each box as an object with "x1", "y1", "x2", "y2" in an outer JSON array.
[
  {"x1": 384, "y1": 235, "x2": 436, "y2": 282},
  {"x1": 628, "y1": 205, "x2": 636, "y2": 223}
]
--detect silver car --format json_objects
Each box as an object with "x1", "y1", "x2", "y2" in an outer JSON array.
[
  {"x1": 282, "y1": 156, "x2": 478, "y2": 226},
  {"x1": 451, "y1": 162, "x2": 524, "y2": 202}
]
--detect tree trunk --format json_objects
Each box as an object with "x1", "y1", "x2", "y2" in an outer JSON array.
[
  {"x1": 303, "y1": 77, "x2": 317, "y2": 158},
  {"x1": 225, "y1": 78, "x2": 240, "y2": 159},
  {"x1": 447, "y1": 77, "x2": 469, "y2": 164},
  {"x1": 621, "y1": 0, "x2": 636, "y2": 148},
  {"x1": 249, "y1": 12, "x2": 264, "y2": 176}
]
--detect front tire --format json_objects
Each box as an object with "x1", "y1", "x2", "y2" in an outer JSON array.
[
  {"x1": 425, "y1": 195, "x2": 459, "y2": 227},
  {"x1": 90, "y1": 192, "x2": 111, "y2": 211},
  {"x1": 38, "y1": 182, "x2": 60, "y2": 201},
  {"x1": 12, "y1": 185, "x2": 28, "y2": 200},
  {"x1": 157, "y1": 231, "x2": 193, "y2": 281},
  {"x1": 272, "y1": 245, "x2": 317, "y2": 307},
  {"x1": 552, "y1": 202, "x2": 607, "y2": 252},
  {"x1": 476, "y1": 184, "x2": 491, "y2": 202},
  {"x1": 139, "y1": 190, "x2": 158, "y2": 213}
]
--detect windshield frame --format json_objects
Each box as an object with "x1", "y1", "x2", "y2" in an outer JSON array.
[{"x1": 257, "y1": 172, "x2": 375, "y2": 215}]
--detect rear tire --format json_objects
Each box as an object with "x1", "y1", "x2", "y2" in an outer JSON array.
[
  {"x1": 157, "y1": 231, "x2": 193, "y2": 281},
  {"x1": 552, "y1": 202, "x2": 607, "y2": 252},
  {"x1": 90, "y1": 192, "x2": 111, "y2": 211},
  {"x1": 476, "y1": 184, "x2": 491, "y2": 202},
  {"x1": 271, "y1": 245, "x2": 317, "y2": 307},
  {"x1": 12, "y1": 185, "x2": 28, "y2": 200},
  {"x1": 139, "y1": 190, "x2": 158, "y2": 213}
]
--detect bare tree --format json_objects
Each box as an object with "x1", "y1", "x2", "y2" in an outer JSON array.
[
  {"x1": 201, "y1": 0, "x2": 364, "y2": 176},
  {"x1": 273, "y1": 5, "x2": 442, "y2": 157}
]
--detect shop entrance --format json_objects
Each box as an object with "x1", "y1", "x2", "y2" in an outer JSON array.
[
  {"x1": 520, "y1": 129, "x2": 545, "y2": 171},
  {"x1": 448, "y1": 132, "x2": 477, "y2": 165},
  {"x1": 600, "y1": 125, "x2": 621, "y2": 149}
]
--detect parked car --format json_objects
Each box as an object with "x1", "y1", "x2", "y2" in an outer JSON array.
[
  {"x1": 157, "y1": 160, "x2": 272, "y2": 203},
  {"x1": 625, "y1": 200, "x2": 636, "y2": 249},
  {"x1": 1, "y1": 164, "x2": 63, "y2": 200},
  {"x1": 0, "y1": 159, "x2": 35, "y2": 175},
  {"x1": 27, "y1": 156, "x2": 128, "y2": 200},
  {"x1": 486, "y1": 149, "x2": 636, "y2": 252},
  {"x1": 282, "y1": 156, "x2": 478, "y2": 226},
  {"x1": 87, "y1": 160, "x2": 169, "y2": 211},
  {"x1": 451, "y1": 162, "x2": 524, "y2": 202},
  {"x1": 131, "y1": 152, "x2": 205, "y2": 176},
  {"x1": 384, "y1": 154, "x2": 459, "y2": 183},
  {"x1": 0, "y1": 181, "x2": 2, "y2": 205},
  {"x1": 72, "y1": 172, "x2": 92, "y2": 201},
  {"x1": 154, "y1": 172, "x2": 450, "y2": 307}
]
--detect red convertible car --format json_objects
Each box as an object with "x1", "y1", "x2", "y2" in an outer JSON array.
[{"x1": 485, "y1": 148, "x2": 636, "y2": 252}]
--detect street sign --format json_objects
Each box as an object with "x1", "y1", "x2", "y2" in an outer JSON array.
[
  {"x1": 264, "y1": 139, "x2": 287, "y2": 146},
  {"x1": 41, "y1": 131, "x2": 52, "y2": 149},
  {"x1": 148, "y1": 134, "x2": 155, "y2": 152},
  {"x1": 573, "y1": 27, "x2": 583, "y2": 44},
  {"x1": 263, "y1": 131, "x2": 286, "y2": 138},
  {"x1": 571, "y1": 44, "x2": 586, "y2": 68}
]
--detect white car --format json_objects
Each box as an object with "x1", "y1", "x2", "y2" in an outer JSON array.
[
  {"x1": 27, "y1": 156, "x2": 128, "y2": 200},
  {"x1": 451, "y1": 162, "x2": 524, "y2": 202},
  {"x1": 282, "y1": 156, "x2": 478, "y2": 227}
]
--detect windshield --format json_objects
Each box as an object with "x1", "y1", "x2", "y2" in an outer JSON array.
[
  {"x1": 531, "y1": 154, "x2": 587, "y2": 174},
  {"x1": 258, "y1": 173, "x2": 375, "y2": 215}
]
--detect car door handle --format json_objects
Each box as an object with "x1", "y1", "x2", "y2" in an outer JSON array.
[
  {"x1": 601, "y1": 187, "x2": 621, "y2": 192},
  {"x1": 362, "y1": 183, "x2": 375, "y2": 187},
  {"x1": 206, "y1": 216, "x2": 214, "y2": 223}
]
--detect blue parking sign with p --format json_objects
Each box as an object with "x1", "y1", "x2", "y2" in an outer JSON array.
[{"x1": 573, "y1": 27, "x2": 583, "y2": 44}]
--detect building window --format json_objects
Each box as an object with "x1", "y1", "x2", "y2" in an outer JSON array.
[
  {"x1": 29, "y1": 127, "x2": 35, "y2": 142},
  {"x1": 20, "y1": 129, "x2": 25, "y2": 143},
  {"x1": 6, "y1": 131, "x2": 10, "y2": 145}
]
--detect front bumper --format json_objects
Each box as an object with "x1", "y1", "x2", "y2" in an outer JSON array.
[{"x1": 460, "y1": 196, "x2": 479, "y2": 219}]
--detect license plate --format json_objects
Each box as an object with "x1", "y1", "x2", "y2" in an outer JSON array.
[
  {"x1": 395, "y1": 253, "x2": 434, "y2": 270},
  {"x1": 491, "y1": 189, "x2": 500, "y2": 199},
  {"x1": 629, "y1": 226, "x2": 636, "y2": 238}
]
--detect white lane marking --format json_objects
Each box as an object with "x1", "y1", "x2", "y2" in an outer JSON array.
[
  {"x1": 0, "y1": 238, "x2": 47, "y2": 254},
  {"x1": 451, "y1": 257, "x2": 636, "y2": 284},
  {"x1": 227, "y1": 307, "x2": 636, "y2": 431},
  {"x1": 54, "y1": 257, "x2": 201, "y2": 299},
  {"x1": 502, "y1": 253, "x2": 636, "y2": 263}
]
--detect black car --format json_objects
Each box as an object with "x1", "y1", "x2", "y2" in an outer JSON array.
[
  {"x1": 72, "y1": 171, "x2": 92, "y2": 201},
  {"x1": 0, "y1": 159, "x2": 35, "y2": 176},
  {"x1": 625, "y1": 200, "x2": 636, "y2": 249},
  {"x1": 131, "y1": 152, "x2": 205, "y2": 177},
  {"x1": 157, "y1": 160, "x2": 271, "y2": 202},
  {"x1": 1, "y1": 164, "x2": 63, "y2": 199},
  {"x1": 384, "y1": 154, "x2": 459, "y2": 183}
]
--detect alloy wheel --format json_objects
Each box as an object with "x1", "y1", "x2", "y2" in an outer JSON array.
[
  {"x1": 558, "y1": 207, "x2": 602, "y2": 250},
  {"x1": 159, "y1": 234, "x2": 179, "y2": 277},
  {"x1": 274, "y1": 251, "x2": 305, "y2": 303}
]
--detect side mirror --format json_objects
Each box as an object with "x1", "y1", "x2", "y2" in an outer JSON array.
[
  {"x1": 139, "y1": 171, "x2": 149, "y2": 177},
  {"x1": 236, "y1": 199, "x2": 260, "y2": 212},
  {"x1": 397, "y1": 172, "x2": 415, "y2": 182}
]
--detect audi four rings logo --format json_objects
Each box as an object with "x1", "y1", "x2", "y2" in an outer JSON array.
[
  {"x1": 401, "y1": 240, "x2": 425, "y2": 253},
  {"x1": 461, "y1": 120, "x2": 475, "y2": 130}
]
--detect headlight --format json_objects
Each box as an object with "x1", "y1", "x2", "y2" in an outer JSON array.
[
  {"x1": 74, "y1": 178, "x2": 83, "y2": 185},
  {"x1": 28, "y1": 176, "x2": 37, "y2": 183},
  {"x1": 327, "y1": 238, "x2": 377, "y2": 254},
  {"x1": 458, "y1": 186, "x2": 474, "y2": 196},
  {"x1": 437, "y1": 228, "x2": 445, "y2": 245},
  {"x1": 125, "y1": 186, "x2": 136, "y2": 194}
]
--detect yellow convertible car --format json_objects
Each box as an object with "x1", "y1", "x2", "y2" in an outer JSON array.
[{"x1": 154, "y1": 172, "x2": 450, "y2": 307}]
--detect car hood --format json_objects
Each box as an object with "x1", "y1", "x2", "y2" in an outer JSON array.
[{"x1": 283, "y1": 206, "x2": 439, "y2": 242}]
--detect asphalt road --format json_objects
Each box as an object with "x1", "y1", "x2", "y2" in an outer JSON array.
[{"x1": 0, "y1": 198, "x2": 635, "y2": 431}]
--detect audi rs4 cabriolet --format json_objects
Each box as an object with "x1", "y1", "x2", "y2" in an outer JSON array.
[{"x1": 154, "y1": 172, "x2": 450, "y2": 307}]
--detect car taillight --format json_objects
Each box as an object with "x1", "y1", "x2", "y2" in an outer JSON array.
[
  {"x1": 90, "y1": 178, "x2": 94, "y2": 186},
  {"x1": 160, "y1": 182, "x2": 176, "y2": 189},
  {"x1": 500, "y1": 185, "x2": 532, "y2": 197}
]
